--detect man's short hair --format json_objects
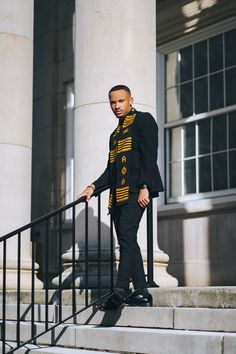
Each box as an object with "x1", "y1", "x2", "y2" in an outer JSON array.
[{"x1": 109, "y1": 85, "x2": 131, "y2": 95}]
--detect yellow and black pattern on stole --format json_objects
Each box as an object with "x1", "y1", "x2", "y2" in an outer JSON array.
[
  {"x1": 117, "y1": 136, "x2": 132, "y2": 154},
  {"x1": 116, "y1": 186, "x2": 129, "y2": 203},
  {"x1": 123, "y1": 114, "x2": 136, "y2": 128},
  {"x1": 109, "y1": 149, "x2": 117, "y2": 163},
  {"x1": 112, "y1": 125, "x2": 120, "y2": 137},
  {"x1": 108, "y1": 193, "x2": 113, "y2": 209}
]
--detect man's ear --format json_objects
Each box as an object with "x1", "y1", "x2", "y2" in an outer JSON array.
[{"x1": 130, "y1": 96, "x2": 134, "y2": 106}]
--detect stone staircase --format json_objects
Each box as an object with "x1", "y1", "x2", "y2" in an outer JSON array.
[{"x1": 1, "y1": 287, "x2": 236, "y2": 354}]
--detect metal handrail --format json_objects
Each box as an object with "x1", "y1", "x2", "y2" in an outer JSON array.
[
  {"x1": 0, "y1": 187, "x2": 108, "y2": 242},
  {"x1": 0, "y1": 187, "x2": 156, "y2": 353}
]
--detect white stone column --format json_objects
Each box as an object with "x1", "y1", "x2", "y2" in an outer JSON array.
[
  {"x1": 0, "y1": 0, "x2": 43, "y2": 289},
  {"x1": 68, "y1": 0, "x2": 177, "y2": 288}
]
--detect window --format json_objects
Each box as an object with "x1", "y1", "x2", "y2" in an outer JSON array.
[
  {"x1": 65, "y1": 82, "x2": 74, "y2": 219},
  {"x1": 165, "y1": 28, "x2": 236, "y2": 202}
]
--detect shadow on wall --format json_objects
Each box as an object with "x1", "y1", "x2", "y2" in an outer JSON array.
[
  {"x1": 208, "y1": 210, "x2": 236, "y2": 286},
  {"x1": 158, "y1": 215, "x2": 185, "y2": 285},
  {"x1": 158, "y1": 206, "x2": 236, "y2": 286},
  {"x1": 35, "y1": 204, "x2": 118, "y2": 295},
  {"x1": 59, "y1": 205, "x2": 117, "y2": 292}
]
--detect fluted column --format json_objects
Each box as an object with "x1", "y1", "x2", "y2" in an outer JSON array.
[
  {"x1": 0, "y1": 0, "x2": 43, "y2": 289},
  {"x1": 63, "y1": 0, "x2": 177, "y2": 287}
]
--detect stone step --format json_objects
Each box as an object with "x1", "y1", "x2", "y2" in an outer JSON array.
[
  {"x1": 1, "y1": 287, "x2": 236, "y2": 308},
  {"x1": 152, "y1": 286, "x2": 236, "y2": 309},
  {"x1": 2, "y1": 323, "x2": 236, "y2": 354},
  {"x1": 74, "y1": 326, "x2": 236, "y2": 354},
  {"x1": 1, "y1": 342, "x2": 119, "y2": 354},
  {"x1": 2, "y1": 304, "x2": 236, "y2": 332},
  {"x1": 0, "y1": 289, "x2": 106, "y2": 307}
]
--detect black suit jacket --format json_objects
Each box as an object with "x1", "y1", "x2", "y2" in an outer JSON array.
[{"x1": 93, "y1": 111, "x2": 164, "y2": 197}]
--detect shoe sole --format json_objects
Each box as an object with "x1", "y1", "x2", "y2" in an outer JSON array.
[
  {"x1": 98, "y1": 303, "x2": 125, "y2": 311},
  {"x1": 125, "y1": 302, "x2": 152, "y2": 307}
]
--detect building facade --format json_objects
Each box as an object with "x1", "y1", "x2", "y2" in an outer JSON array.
[
  {"x1": 0, "y1": 0, "x2": 236, "y2": 289},
  {"x1": 156, "y1": 0, "x2": 236, "y2": 286}
]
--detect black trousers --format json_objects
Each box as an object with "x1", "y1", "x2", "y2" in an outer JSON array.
[{"x1": 112, "y1": 193, "x2": 146, "y2": 290}]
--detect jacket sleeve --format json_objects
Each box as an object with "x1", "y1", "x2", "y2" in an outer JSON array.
[
  {"x1": 92, "y1": 158, "x2": 110, "y2": 191},
  {"x1": 92, "y1": 132, "x2": 114, "y2": 191},
  {"x1": 137, "y1": 113, "x2": 159, "y2": 188}
]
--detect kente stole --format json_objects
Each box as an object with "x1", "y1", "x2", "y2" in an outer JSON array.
[{"x1": 108, "y1": 109, "x2": 136, "y2": 209}]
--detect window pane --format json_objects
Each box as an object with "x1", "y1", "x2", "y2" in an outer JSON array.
[
  {"x1": 199, "y1": 118, "x2": 211, "y2": 154},
  {"x1": 194, "y1": 40, "x2": 207, "y2": 78},
  {"x1": 210, "y1": 72, "x2": 224, "y2": 110},
  {"x1": 166, "y1": 87, "x2": 180, "y2": 122},
  {"x1": 225, "y1": 28, "x2": 236, "y2": 67},
  {"x1": 165, "y1": 29, "x2": 236, "y2": 200},
  {"x1": 184, "y1": 123, "x2": 195, "y2": 157},
  {"x1": 209, "y1": 34, "x2": 223, "y2": 73},
  {"x1": 194, "y1": 77, "x2": 208, "y2": 114},
  {"x1": 166, "y1": 52, "x2": 178, "y2": 88},
  {"x1": 170, "y1": 127, "x2": 182, "y2": 161},
  {"x1": 225, "y1": 67, "x2": 236, "y2": 106},
  {"x1": 199, "y1": 156, "x2": 211, "y2": 192},
  {"x1": 229, "y1": 111, "x2": 236, "y2": 149},
  {"x1": 213, "y1": 153, "x2": 227, "y2": 190},
  {"x1": 212, "y1": 115, "x2": 227, "y2": 152},
  {"x1": 179, "y1": 46, "x2": 192, "y2": 82},
  {"x1": 229, "y1": 150, "x2": 236, "y2": 188},
  {"x1": 184, "y1": 159, "x2": 196, "y2": 194},
  {"x1": 170, "y1": 162, "x2": 182, "y2": 197},
  {"x1": 180, "y1": 82, "x2": 193, "y2": 118}
]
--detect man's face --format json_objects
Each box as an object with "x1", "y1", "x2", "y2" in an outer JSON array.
[{"x1": 109, "y1": 89, "x2": 133, "y2": 118}]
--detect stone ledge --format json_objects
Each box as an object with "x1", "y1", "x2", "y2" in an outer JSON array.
[
  {"x1": 2, "y1": 304, "x2": 236, "y2": 332},
  {"x1": 74, "y1": 325, "x2": 236, "y2": 354},
  {"x1": 3, "y1": 322, "x2": 236, "y2": 354},
  {"x1": 174, "y1": 308, "x2": 236, "y2": 332},
  {"x1": 1, "y1": 287, "x2": 236, "y2": 308},
  {"x1": 158, "y1": 195, "x2": 236, "y2": 219},
  {"x1": 151, "y1": 287, "x2": 236, "y2": 309},
  {"x1": 0, "y1": 341, "x2": 118, "y2": 354}
]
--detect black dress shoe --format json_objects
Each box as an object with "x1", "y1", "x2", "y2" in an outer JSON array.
[
  {"x1": 98, "y1": 292, "x2": 125, "y2": 311},
  {"x1": 125, "y1": 290, "x2": 153, "y2": 307}
]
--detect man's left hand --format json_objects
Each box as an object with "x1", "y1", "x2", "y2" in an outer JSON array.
[{"x1": 138, "y1": 188, "x2": 150, "y2": 208}]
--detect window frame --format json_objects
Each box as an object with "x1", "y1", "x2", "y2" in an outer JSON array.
[
  {"x1": 65, "y1": 81, "x2": 75, "y2": 220},
  {"x1": 157, "y1": 19, "x2": 236, "y2": 205}
]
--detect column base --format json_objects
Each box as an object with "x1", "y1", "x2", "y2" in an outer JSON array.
[
  {"x1": 143, "y1": 250, "x2": 178, "y2": 288},
  {"x1": 152, "y1": 260, "x2": 178, "y2": 287},
  {"x1": 52, "y1": 253, "x2": 178, "y2": 289},
  {"x1": 53, "y1": 246, "x2": 178, "y2": 289},
  {"x1": 0, "y1": 269, "x2": 43, "y2": 290},
  {"x1": 52, "y1": 261, "x2": 118, "y2": 289},
  {"x1": 154, "y1": 250, "x2": 178, "y2": 287}
]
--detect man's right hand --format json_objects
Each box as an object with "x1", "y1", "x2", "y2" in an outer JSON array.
[{"x1": 75, "y1": 186, "x2": 95, "y2": 202}]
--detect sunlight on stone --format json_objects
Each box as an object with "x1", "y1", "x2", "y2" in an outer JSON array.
[
  {"x1": 182, "y1": 0, "x2": 218, "y2": 18},
  {"x1": 183, "y1": 217, "x2": 211, "y2": 286}
]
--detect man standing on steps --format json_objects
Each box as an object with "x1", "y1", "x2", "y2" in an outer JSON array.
[{"x1": 77, "y1": 85, "x2": 164, "y2": 311}]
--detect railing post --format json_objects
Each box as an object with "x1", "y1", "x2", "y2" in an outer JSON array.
[
  {"x1": 17, "y1": 233, "x2": 21, "y2": 346},
  {"x1": 58, "y1": 213, "x2": 63, "y2": 323},
  {"x1": 110, "y1": 213, "x2": 114, "y2": 293},
  {"x1": 2, "y1": 240, "x2": 6, "y2": 354},
  {"x1": 31, "y1": 227, "x2": 36, "y2": 342},
  {"x1": 97, "y1": 194, "x2": 101, "y2": 297},
  {"x1": 146, "y1": 199, "x2": 158, "y2": 287},
  {"x1": 85, "y1": 202, "x2": 89, "y2": 307},
  {"x1": 72, "y1": 205, "x2": 76, "y2": 322},
  {"x1": 45, "y1": 221, "x2": 49, "y2": 331}
]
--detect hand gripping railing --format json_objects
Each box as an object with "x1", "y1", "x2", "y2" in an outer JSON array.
[{"x1": 0, "y1": 187, "x2": 157, "y2": 353}]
